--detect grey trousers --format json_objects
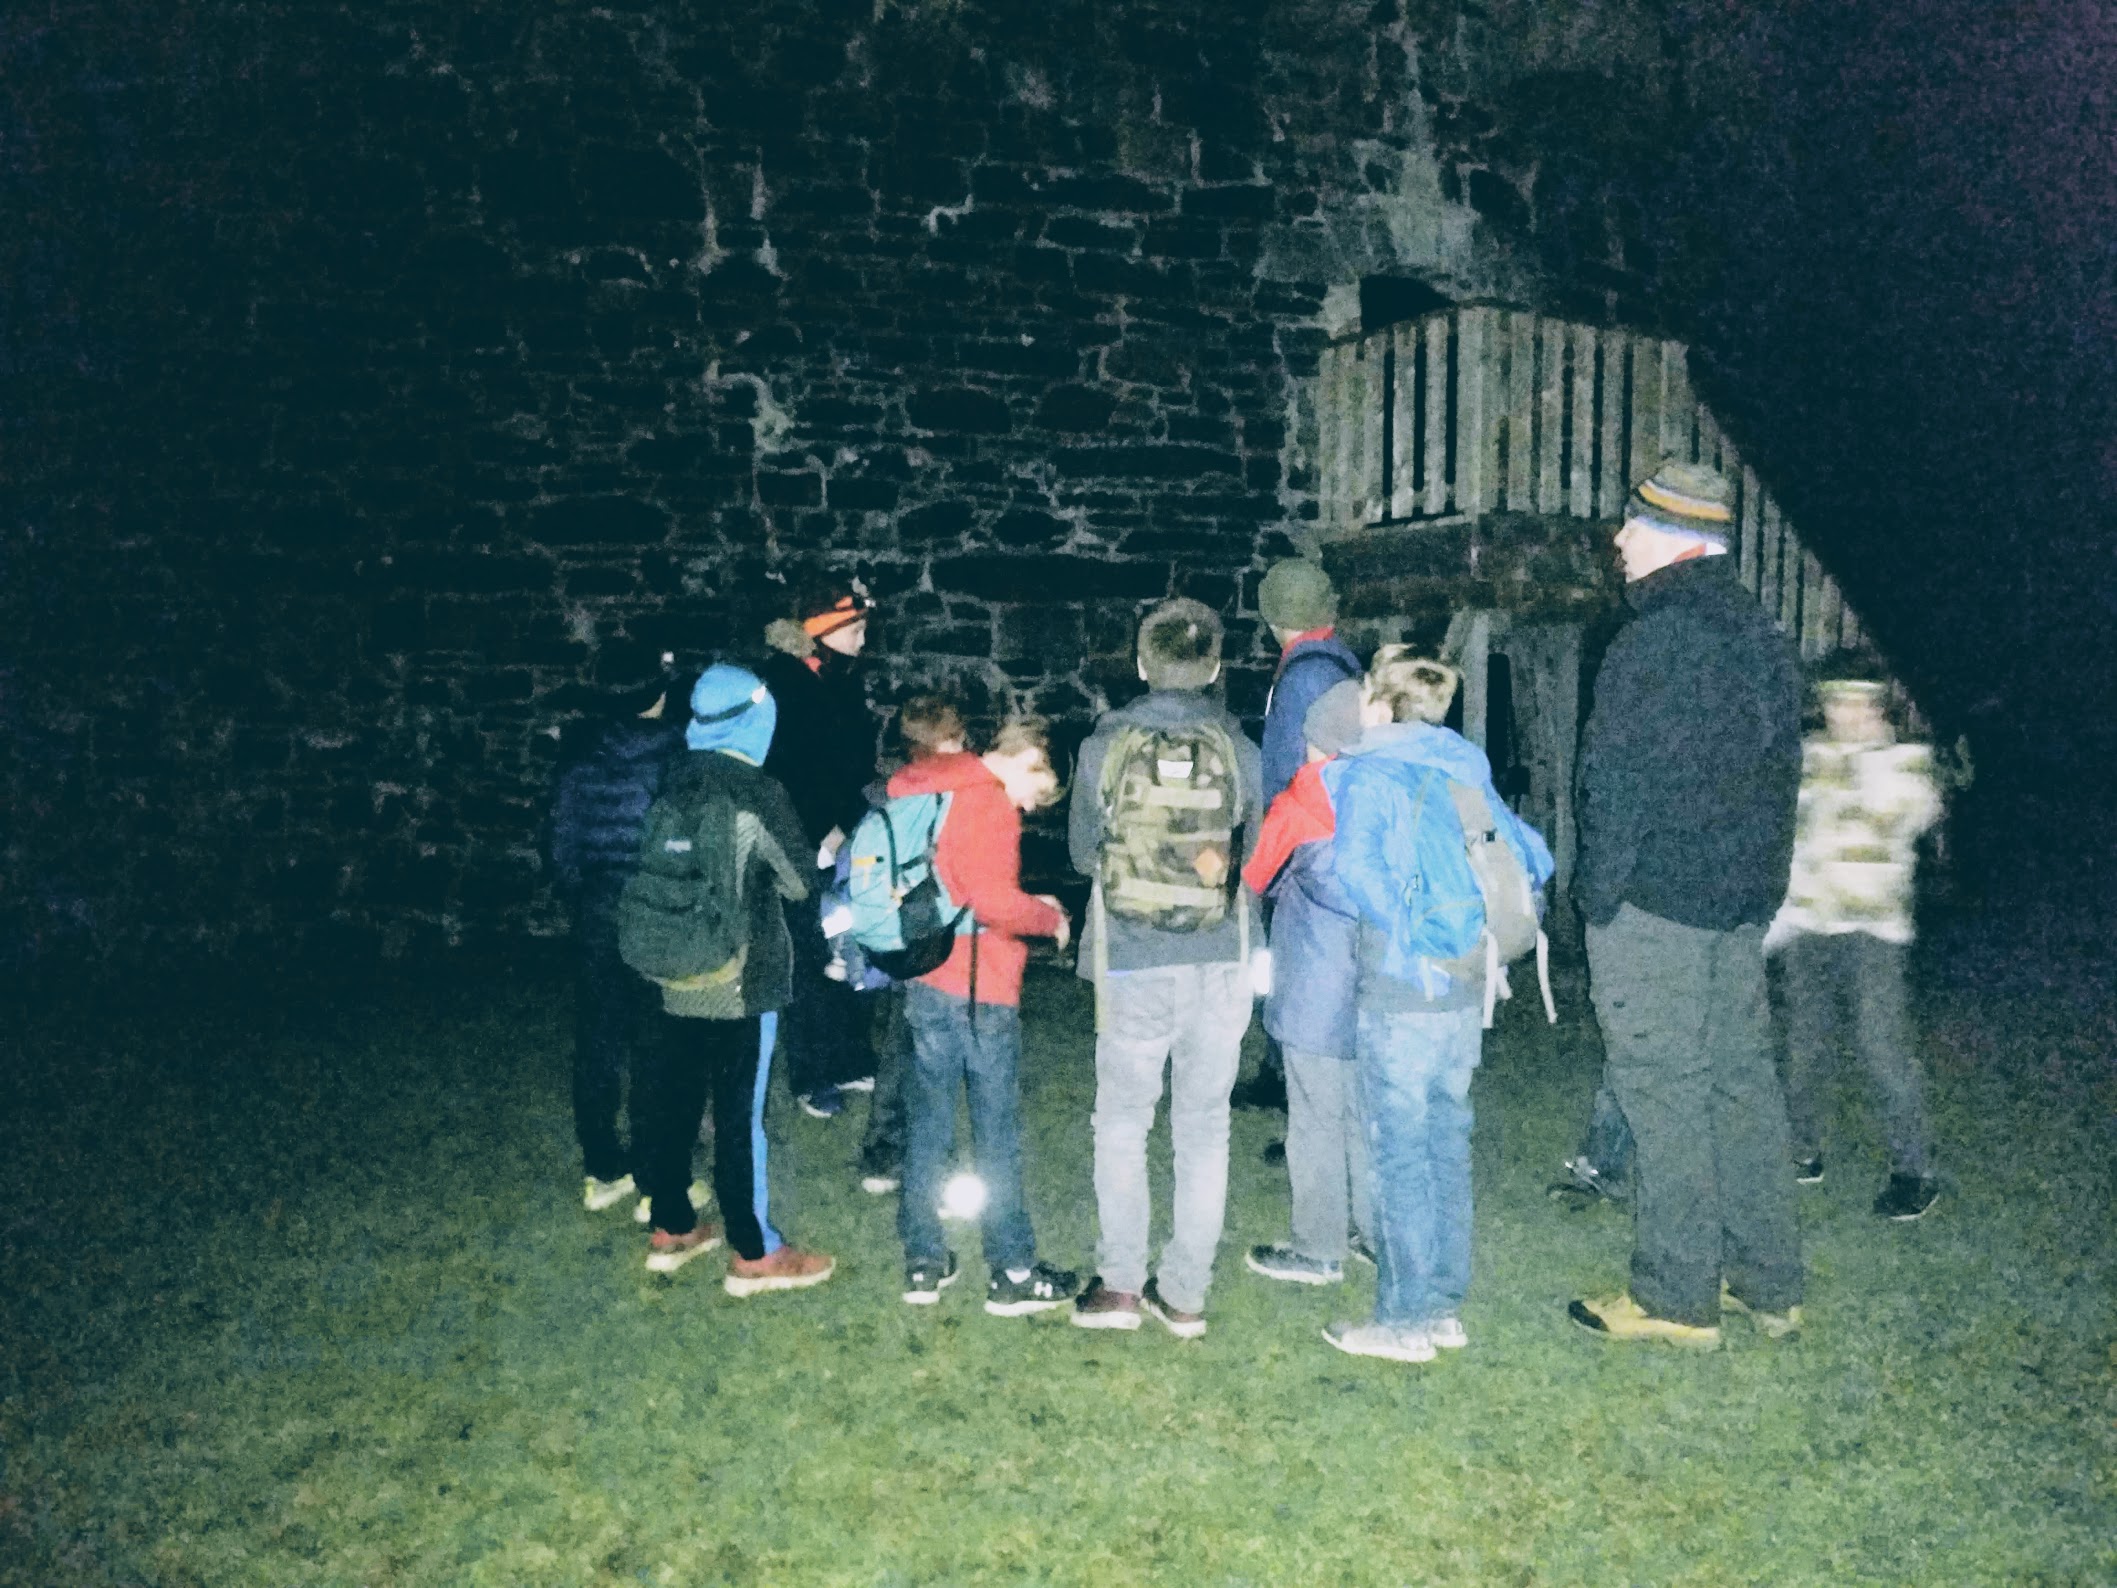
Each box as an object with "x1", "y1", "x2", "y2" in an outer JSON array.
[
  {"x1": 1778, "y1": 932, "x2": 1931, "y2": 1178},
  {"x1": 1091, "y1": 963, "x2": 1252, "y2": 1313},
  {"x1": 1587, "y1": 904, "x2": 1803, "y2": 1325},
  {"x1": 1284, "y1": 1044, "x2": 1372, "y2": 1262}
]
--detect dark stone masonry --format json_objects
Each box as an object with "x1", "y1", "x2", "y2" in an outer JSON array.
[{"x1": 4, "y1": 0, "x2": 1804, "y2": 962}]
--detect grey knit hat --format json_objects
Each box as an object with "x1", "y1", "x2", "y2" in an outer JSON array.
[
  {"x1": 1303, "y1": 679, "x2": 1364, "y2": 757},
  {"x1": 1257, "y1": 558, "x2": 1338, "y2": 632}
]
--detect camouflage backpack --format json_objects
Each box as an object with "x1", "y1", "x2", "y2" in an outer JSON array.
[{"x1": 1096, "y1": 722, "x2": 1245, "y2": 932}]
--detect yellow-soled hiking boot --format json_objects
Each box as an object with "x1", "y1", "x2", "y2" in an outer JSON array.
[
  {"x1": 1720, "y1": 1284, "x2": 1803, "y2": 1340},
  {"x1": 1568, "y1": 1292, "x2": 1721, "y2": 1349}
]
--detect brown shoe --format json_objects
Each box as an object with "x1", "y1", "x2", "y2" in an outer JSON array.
[
  {"x1": 1143, "y1": 1278, "x2": 1207, "y2": 1339},
  {"x1": 644, "y1": 1223, "x2": 723, "y2": 1274},
  {"x1": 1069, "y1": 1276, "x2": 1143, "y2": 1331},
  {"x1": 723, "y1": 1245, "x2": 836, "y2": 1297}
]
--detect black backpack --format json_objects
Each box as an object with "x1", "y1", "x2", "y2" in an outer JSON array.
[{"x1": 616, "y1": 782, "x2": 747, "y2": 985}]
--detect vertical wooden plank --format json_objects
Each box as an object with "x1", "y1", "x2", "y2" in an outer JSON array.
[
  {"x1": 1457, "y1": 307, "x2": 1492, "y2": 518},
  {"x1": 1758, "y1": 497, "x2": 1782, "y2": 616},
  {"x1": 1596, "y1": 328, "x2": 1627, "y2": 517},
  {"x1": 1507, "y1": 311, "x2": 1537, "y2": 511},
  {"x1": 1357, "y1": 335, "x2": 1386, "y2": 524},
  {"x1": 1697, "y1": 407, "x2": 1724, "y2": 472},
  {"x1": 1389, "y1": 324, "x2": 1418, "y2": 520},
  {"x1": 1312, "y1": 342, "x2": 1335, "y2": 524},
  {"x1": 1778, "y1": 519, "x2": 1801, "y2": 635},
  {"x1": 1569, "y1": 322, "x2": 1596, "y2": 518},
  {"x1": 1800, "y1": 550, "x2": 1828, "y2": 657},
  {"x1": 1738, "y1": 463, "x2": 1763, "y2": 596},
  {"x1": 1537, "y1": 318, "x2": 1564, "y2": 513},
  {"x1": 1461, "y1": 612, "x2": 1492, "y2": 750},
  {"x1": 1659, "y1": 341, "x2": 1694, "y2": 463},
  {"x1": 1423, "y1": 315, "x2": 1450, "y2": 517},
  {"x1": 1811, "y1": 568, "x2": 1842, "y2": 660},
  {"x1": 1628, "y1": 335, "x2": 1664, "y2": 486},
  {"x1": 1328, "y1": 341, "x2": 1352, "y2": 527}
]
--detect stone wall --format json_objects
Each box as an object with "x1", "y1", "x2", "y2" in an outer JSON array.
[{"x1": 7, "y1": 0, "x2": 1702, "y2": 962}]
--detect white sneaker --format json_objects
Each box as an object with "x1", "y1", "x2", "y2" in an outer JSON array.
[
  {"x1": 1427, "y1": 1316, "x2": 1468, "y2": 1350},
  {"x1": 839, "y1": 1075, "x2": 876, "y2": 1093},
  {"x1": 1323, "y1": 1321, "x2": 1436, "y2": 1364},
  {"x1": 583, "y1": 1173, "x2": 635, "y2": 1212}
]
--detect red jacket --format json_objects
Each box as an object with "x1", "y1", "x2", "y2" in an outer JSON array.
[
  {"x1": 1242, "y1": 758, "x2": 1339, "y2": 896},
  {"x1": 887, "y1": 752, "x2": 1063, "y2": 1007}
]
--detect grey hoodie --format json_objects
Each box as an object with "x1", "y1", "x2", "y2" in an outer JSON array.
[{"x1": 1069, "y1": 687, "x2": 1264, "y2": 975}]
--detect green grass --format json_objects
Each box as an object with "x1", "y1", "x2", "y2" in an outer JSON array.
[{"x1": 3, "y1": 947, "x2": 2112, "y2": 1586}]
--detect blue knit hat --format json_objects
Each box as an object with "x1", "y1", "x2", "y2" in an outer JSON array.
[{"x1": 687, "y1": 664, "x2": 777, "y2": 764}]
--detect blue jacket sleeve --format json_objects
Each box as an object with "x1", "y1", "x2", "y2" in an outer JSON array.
[{"x1": 1331, "y1": 762, "x2": 1407, "y2": 934}]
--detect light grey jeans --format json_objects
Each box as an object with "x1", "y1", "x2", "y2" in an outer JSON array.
[
  {"x1": 1285, "y1": 1044, "x2": 1372, "y2": 1262},
  {"x1": 1092, "y1": 962, "x2": 1253, "y2": 1313}
]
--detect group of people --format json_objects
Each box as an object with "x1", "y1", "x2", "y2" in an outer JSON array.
[{"x1": 543, "y1": 456, "x2": 1947, "y2": 1361}]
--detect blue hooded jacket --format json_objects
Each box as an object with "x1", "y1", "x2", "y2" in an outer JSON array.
[
  {"x1": 1327, "y1": 722, "x2": 1554, "y2": 1005},
  {"x1": 1262, "y1": 633, "x2": 1363, "y2": 804}
]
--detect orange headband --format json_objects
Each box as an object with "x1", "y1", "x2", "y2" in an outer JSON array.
[{"x1": 801, "y1": 597, "x2": 870, "y2": 639}]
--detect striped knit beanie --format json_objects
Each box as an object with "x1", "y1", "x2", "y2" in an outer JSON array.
[{"x1": 1624, "y1": 461, "x2": 1734, "y2": 552}]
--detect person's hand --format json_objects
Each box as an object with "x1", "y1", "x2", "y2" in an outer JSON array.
[
  {"x1": 817, "y1": 826, "x2": 847, "y2": 869},
  {"x1": 1035, "y1": 895, "x2": 1071, "y2": 954}
]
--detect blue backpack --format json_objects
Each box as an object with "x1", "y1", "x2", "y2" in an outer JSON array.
[
  {"x1": 1334, "y1": 756, "x2": 1555, "y2": 1026},
  {"x1": 844, "y1": 792, "x2": 972, "y2": 980}
]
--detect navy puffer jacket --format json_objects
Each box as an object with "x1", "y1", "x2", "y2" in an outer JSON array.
[{"x1": 546, "y1": 717, "x2": 685, "y2": 907}]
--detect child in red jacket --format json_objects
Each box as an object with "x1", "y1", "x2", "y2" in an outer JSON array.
[{"x1": 891, "y1": 717, "x2": 1081, "y2": 1316}]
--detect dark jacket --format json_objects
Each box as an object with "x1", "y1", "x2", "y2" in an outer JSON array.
[
  {"x1": 760, "y1": 649, "x2": 878, "y2": 850},
  {"x1": 1069, "y1": 687, "x2": 1264, "y2": 974},
  {"x1": 1262, "y1": 632, "x2": 1362, "y2": 804},
  {"x1": 1575, "y1": 555, "x2": 1802, "y2": 930},
  {"x1": 545, "y1": 717, "x2": 684, "y2": 911},
  {"x1": 654, "y1": 749, "x2": 811, "y2": 1019}
]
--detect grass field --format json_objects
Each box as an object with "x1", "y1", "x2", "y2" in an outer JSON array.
[{"x1": 3, "y1": 920, "x2": 2112, "y2": 1587}]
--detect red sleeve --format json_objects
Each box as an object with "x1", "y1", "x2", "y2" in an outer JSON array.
[
  {"x1": 1243, "y1": 784, "x2": 1316, "y2": 895},
  {"x1": 939, "y1": 780, "x2": 1064, "y2": 939}
]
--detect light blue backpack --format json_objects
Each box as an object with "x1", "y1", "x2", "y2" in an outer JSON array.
[{"x1": 843, "y1": 792, "x2": 972, "y2": 979}]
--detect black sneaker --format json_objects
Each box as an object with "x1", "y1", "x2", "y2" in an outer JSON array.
[
  {"x1": 985, "y1": 1261, "x2": 1080, "y2": 1316},
  {"x1": 1873, "y1": 1174, "x2": 1939, "y2": 1221},
  {"x1": 903, "y1": 1252, "x2": 960, "y2": 1305},
  {"x1": 1793, "y1": 1154, "x2": 1825, "y2": 1185},
  {"x1": 1547, "y1": 1155, "x2": 1623, "y2": 1207},
  {"x1": 1230, "y1": 1070, "x2": 1287, "y2": 1112},
  {"x1": 1261, "y1": 1139, "x2": 1286, "y2": 1166}
]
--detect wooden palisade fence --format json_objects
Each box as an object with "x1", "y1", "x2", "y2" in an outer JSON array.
[{"x1": 1314, "y1": 305, "x2": 1868, "y2": 661}]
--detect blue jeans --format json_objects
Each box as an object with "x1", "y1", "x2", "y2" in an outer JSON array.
[
  {"x1": 899, "y1": 984, "x2": 1035, "y2": 1274},
  {"x1": 1356, "y1": 1003, "x2": 1481, "y2": 1329}
]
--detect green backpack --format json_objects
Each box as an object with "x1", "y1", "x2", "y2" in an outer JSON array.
[
  {"x1": 1096, "y1": 722, "x2": 1245, "y2": 932},
  {"x1": 616, "y1": 782, "x2": 746, "y2": 985}
]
